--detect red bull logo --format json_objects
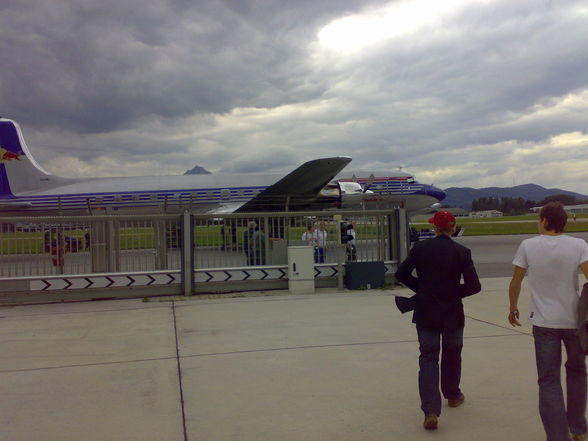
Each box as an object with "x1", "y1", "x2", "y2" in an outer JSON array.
[{"x1": 0, "y1": 147, "x2": 21, "y2": 163}]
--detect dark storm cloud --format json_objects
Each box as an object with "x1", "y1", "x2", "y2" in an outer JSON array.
[{"x1": 0, "y1": 0, "x2": 363, "y2": 133}]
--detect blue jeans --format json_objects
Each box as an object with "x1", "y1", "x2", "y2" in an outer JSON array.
[
  {"x1": 416, "y1": 326, "x2": 464, "y2": 416},
  {"x1": 533, "y1": 326, "x2": 587, "y2": 441},
  {"x1": 316, "y1": 247, "x2": 325, "y2": 263}
]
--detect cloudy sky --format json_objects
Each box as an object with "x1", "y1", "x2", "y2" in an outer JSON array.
[{"x1": 1, "y1": 0, "x2": 587, "y2": 192}]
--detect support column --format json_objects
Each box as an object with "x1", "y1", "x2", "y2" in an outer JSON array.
[
  {"x1": 398, "y1": 206, "x2": 409, "y2": 263},
  {"x1": 181, "y1": 211, "x2": 194, "y2": 296}
]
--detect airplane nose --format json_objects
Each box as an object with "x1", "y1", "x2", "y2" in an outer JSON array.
[{"x1": 425, "y1": 185, "x2": 446, "y2": 202}]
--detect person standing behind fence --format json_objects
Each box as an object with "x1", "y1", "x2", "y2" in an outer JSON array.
[
  {"x1": 243, "y1": 221, "x2": 256, "y2": 266},
  {"x1": 314, "y1": 222, "x2": 328, "y2": 263},
  {"x1": 345, "y1": 222, "x2": 357, "y2": 261},
  {"x1": 302, "y1": 224, "x2": 315, "y2": 245},
  {"x1": 394, "y1": 210, "x2": 481, "y2": 431},
  {"x1": 252, "y1": 224, "x2": 266, "y2": 265},
  {"x1": 302, "y1": 224, "x2": 318, "y2": 262},
  {"x1": 508, "y1": 202, "x2": 588, "y2": 441}
]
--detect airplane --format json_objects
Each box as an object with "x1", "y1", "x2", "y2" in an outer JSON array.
[{"x1": 0, "y1": 117, "x2": 446, "y2": 216}]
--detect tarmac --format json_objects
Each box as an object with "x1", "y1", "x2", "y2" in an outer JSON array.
[{"x1": 0, "y1": 276, "x2": 574, "y2": 441}]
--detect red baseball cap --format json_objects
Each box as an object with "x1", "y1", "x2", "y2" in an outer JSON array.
[{"x1": 428, "y1": 210, "x2": 456, "y2": 229}]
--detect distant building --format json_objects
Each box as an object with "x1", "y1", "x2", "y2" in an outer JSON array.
[
  {"x1": 470, "y1": 210, "x2": 503, "y2": 218},
  {"x1": 566, "y1": 204, "x2": 588, "y2": 214},
  {"x1": 531, "y1": 204, "x2": 588, "y2": 214},
  {"x1": 442, "y1": 207, "x2": 469, "y2": 217}
]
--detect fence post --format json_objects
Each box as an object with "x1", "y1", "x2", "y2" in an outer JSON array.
[
  {"x1": 90, "y1": 220, "x2": 108, "y2": 273},
  {"x1": 378, "y1": 215, "x2": 386, "y2": 261},
  {"x1": 398, "y1": 206, "x2": 409, "y2": 263},
  {"x1": 109, "y1": 219, "x2": 120, "y2": 272},
  {"x1": 181, "y1": 211, "x2": 194, "y2": 296},
  {"x1": 333, "y1": 215, "x2": 344, "y2": 290},
  {"x1": 387, "y1": 212, "x2": 397, "y2": 264}
]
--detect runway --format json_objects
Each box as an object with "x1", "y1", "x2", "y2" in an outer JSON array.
[{"x1": 459, "y1": 232, "x2": 588, "y2": 278}]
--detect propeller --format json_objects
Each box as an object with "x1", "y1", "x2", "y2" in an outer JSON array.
[
  {"x1": 352, "y1": 173, "x2": 375, "y2": 193},
  {"x1": 363, "y1": 173, "x2": 375, "y2": 193}
]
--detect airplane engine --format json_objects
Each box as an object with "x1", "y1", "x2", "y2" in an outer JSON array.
[{"x1": 339, "y1": 181, "x2": 372, "y2": 209}]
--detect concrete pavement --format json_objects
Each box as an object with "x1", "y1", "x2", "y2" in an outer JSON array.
[{"x1": 0, "y1": 277, "x2": 561, "y2": 441}]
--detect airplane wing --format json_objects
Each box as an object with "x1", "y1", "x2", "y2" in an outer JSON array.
[{"x1": 236, "y1": 157, "x2": 352, "y2": 212}]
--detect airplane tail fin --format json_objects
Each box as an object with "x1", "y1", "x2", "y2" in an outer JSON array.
[{"x1": 0, "y1": 118, "x2": 57, "y2": 197}]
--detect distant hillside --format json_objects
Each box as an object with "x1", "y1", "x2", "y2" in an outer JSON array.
[
  {"x1": 443, "y1": 184, "x2": 588, "y2": 210},
  {"x1": 184, "y1": 165, "x2": 211, "y2": 175}
]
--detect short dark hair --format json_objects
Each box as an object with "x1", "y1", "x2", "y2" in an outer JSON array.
[{"x1": 540, "y1": 202, "x2": 567, "y2": 233}]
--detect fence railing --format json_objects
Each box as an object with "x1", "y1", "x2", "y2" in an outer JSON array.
[{"x1": 0, "y1": 209, "x2": 409, "y2": 293}]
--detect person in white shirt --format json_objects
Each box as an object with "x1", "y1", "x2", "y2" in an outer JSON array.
[
  {"x1": 301, "y1": 225, "x2": 315, "y2": 245},
  {"x1": 509, "y1": 202, "x2": 588, "y2": 441},
  {"x1": 313, "y1": 222, "x2": 328, "y2": 263},
  {"x1": 301, "y1": 224, "x2": 318, "y2": 262}
]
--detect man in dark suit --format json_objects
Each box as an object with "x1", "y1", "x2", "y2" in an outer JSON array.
[{"x1": 395, "y1": 211, "x2": 481, "y2": 431}]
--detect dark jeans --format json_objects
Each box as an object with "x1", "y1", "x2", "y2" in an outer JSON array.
[
  {"x1": 416, "y1": 326, "x2": 464, "y2": 416},
  {"x1": 533, "y1": 326, "x2": 587, "y2": 441}
]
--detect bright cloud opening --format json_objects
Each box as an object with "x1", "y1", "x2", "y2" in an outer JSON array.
[{"x1": 317, "y1": 0, "x2": 491, "y2": 53}]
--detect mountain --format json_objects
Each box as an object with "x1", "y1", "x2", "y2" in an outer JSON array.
[
  {"x1": 184, "y1": 165, "x2": 211, "y2": 175},
  {"x1": 443, "y1": 184, "x2": 588, "y2": 210}
]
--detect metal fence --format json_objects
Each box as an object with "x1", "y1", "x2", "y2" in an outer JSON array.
[
  {"x1": 0, "y1": 217, "x2": 183, "y2": 277},
  {"x1": 0, "y1": 209, "x2": 409, "y2": 298},
  {"x1": 0, "y1": 210, "x2": 407, "y2": 278},
  {"x1": 191, "y1": 212, "x2": 400, "y2": 269}
]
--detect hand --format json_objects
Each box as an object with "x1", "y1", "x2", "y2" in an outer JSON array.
[{"x1": 508, "y1": 309, "x2": 521, "y2": 327}]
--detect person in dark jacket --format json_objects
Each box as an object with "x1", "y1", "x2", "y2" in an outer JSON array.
[{"x1": 395, "y1": 210, "x2": 481, "y2": 431}]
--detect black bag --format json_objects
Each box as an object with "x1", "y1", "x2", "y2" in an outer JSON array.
[
  {"x1": 578, "y1": 283, "x2": 588, "y2": 354},
  {"x1": 395, "y1": 295, "x2": 416, "y2": 314}
]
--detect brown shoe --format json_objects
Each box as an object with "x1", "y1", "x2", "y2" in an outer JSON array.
[
  {"x1": 572, "y1": 434, "x2": 587, "y2": 441},
  {"x1": 448, "y1": 393, "x2": 465, "y2": 408},
  {"x1": 423, "y1": 414, "x2": 438, "y2": 430}
]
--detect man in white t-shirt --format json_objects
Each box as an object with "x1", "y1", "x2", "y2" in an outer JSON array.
[{"x1": 509, "y1": 202, "x2": 588, "y2": 441}]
